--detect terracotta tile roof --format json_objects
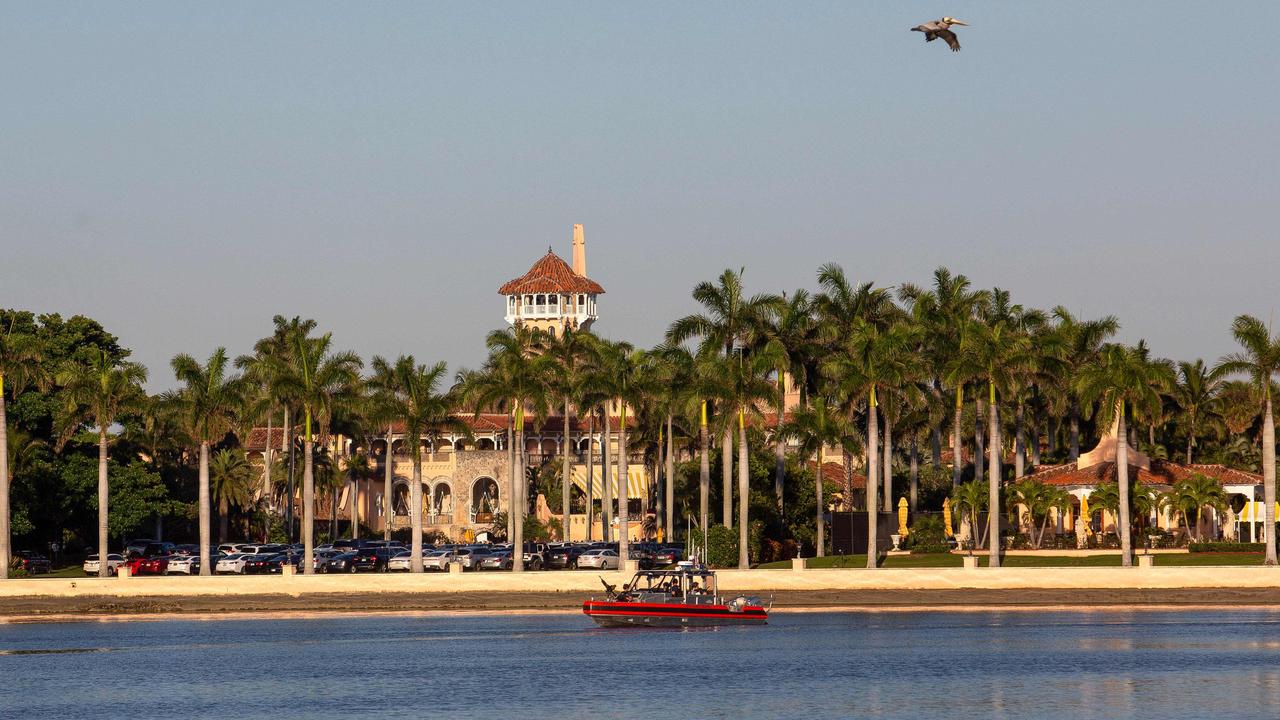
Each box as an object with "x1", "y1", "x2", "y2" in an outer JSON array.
[
  {"x1": 244, "y1": 426, "x2": 291, "y2": 452},
  {"x1": 1023, "y1": 460, "x2": 1262, "y2": 489},
  {"x1": 498, "y1": 251, "x2": 605, "y2": 295},
  {"x1": 808, "y1": 461, "x2": 867, "y2": 488}
]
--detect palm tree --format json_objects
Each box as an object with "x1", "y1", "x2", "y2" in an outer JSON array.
[
  {"x1": 278, "y1": 330, "x2": 362, "y2": 574},
  {"x1": 963, "y1": 289, "x2": 1041, "y2": 567},
  {"x1": 759, "y1": 289, "x2": 816, "y2": 511},
  {"x1": 900, "y1": 268, "x2": 987, "y2": 483},
  {"x1": 170, "y1": 348, "x2": 244, "y2": 575},
  {"x1": 781, "y1": 395, "x2": 853, "y2": 557},
  {"x1": 210, "y1": 448, "x2": 254, "y2": 543},
  {"x1": 1216, "y1": 314, "x2": 1280, "y2": 564},
  {"x1": 0, "y1": 326, "x2": 44, "y2": 578},
  {"x1": 57, "y1": 350, "x2": 148, "y2": 577},
  {"x1": 345, "y1": 451, "x2": 371, "y2": 538},
  {"x1": 951, "y1": 480, "x2": 989, "y2": 554},
  {"x1": 545, "y1": 326, "x2": 592, "y2": 542},
  {"x1": 1051, "y1": 308, "x2": 1120, "y2": 461},
  {"x1": 1077, "y1": 343, "x2": 1172, "y2": 566},
  {"x1": 1010, "y1": 479, "x2": 1068, "y2": 549},
  {"x1": 722, "y1": 348, "x2": 777, "y2": 568},
  {"x1": 473, "y1": 327, "x2": 551, "y2": 571},
  {"x1": 371, "y1": 356, "x2": 456, "y2": 572},
  {"x1": 238, "y1": 315, "x2": 315, "y2": 543},
  {"x1": 1173, "y1": 359, "x2": 1224, "y2": 465},
  {"x1": 823, "y1": 318, "x2": 918, "y2": 568},
  {"x1": 651, "y1": 343, "x2": 696, "y2": 539}
]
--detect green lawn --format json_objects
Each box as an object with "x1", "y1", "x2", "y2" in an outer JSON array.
[
  {"x1": 757, "y1": 552, "x2": 1269, "y2": 569},
  {"x1": 19, "y1": 565, "x2": 88, "y2": 579}
]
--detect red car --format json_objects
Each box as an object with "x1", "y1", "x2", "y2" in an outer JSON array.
[{"x1": 125, "y1": 554, "x2": 170, "y2": 575}]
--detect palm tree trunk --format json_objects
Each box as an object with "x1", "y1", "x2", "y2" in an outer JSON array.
[
  {"x1": 602, "y1": 409, "x2": 613, "y2": 542},
  {"x1": 411, "y1": 450, "x2": 424, "y2": 573},
  {"x1": 1186, "y1": 429, "x2": 1195, "y2": 466},
  {"x1": 263, "y1": 412, "x2": 273, "y2": 517},
  {"x1": 383, "y1": 427, "x2": 393, "y2": 540},
  {"x1": 1015, "y1": 402, "x2": 1026, "y2": 479},
  {"x1": 284, "y1": 406, "x2": 295, "y2": 543},
  {"x1": 699, "y1": 403, "x2": 710, "y2": 547},
  {"x1": 1117, "y1": 407, "x2": 1133, "y2": 567},
  {"x1": 331, "y1": 489, "x2": 338, "y2": 540},
  {"x1": 866, "y1": 392, "x2": 879, "y2": 569},
  {"x1": 302, "y1": 432, "x2": 315, "y2": 575},
  {"x1": 506, "y1": 414, "x2": 514, "y2": 542},
  {"x1": 974, "y1": 396, "x2": 985, "y2": 485},
  {"x1": 98, "y1": 425, "x2": 110, "y2": 576},
  {"x1": 1263, "y1": 396, "x2": 1276, "y2": 565},
  {"x1": 618, "y1": 407, "x2": 631, "y2": 566},
  {"x1": 0, "y1": 385, "x2": 10, "y2": 579},
  {"x1": 952, "y1": 386, "x2": 963, "y2": 487},
  {"x1": 1030, "y1": 409, "x2": 1042, "y2": 466},
  {"x1": 562, "y1": 395, "x2": 572, "y2": 542},
  {"x1": 931, "y1": 427, "x2": 942, "y2": 468},
  {"x1": 815, "y1": 445, "x2": 825, "y2": 558},
  {"x1": 351, "y1": 476, "x2": 359, "y2": 540},
  {"x1": 721, "y1": 426, "x2": 733, "y2": 528},
  {"x1": 774, "y1": 388, "x2": 786, "y2": 512},
  {"x1": 199, "y1": 440, "x2": 211, "y2": 576},
  {"x1": 1069, "y1": 404, "x2": 1081, "y2": 461},
  {"x1": 513, "y1": 419, "x2": 526, "y2": 572},
  {"x1": 987, "y1": 384, "x2": 1001, "y2": 568},
  {"x1": 882, "y1": 416, "x2": 893, "y2": 512},
  {"x1": 586, "y1": 413, "x2": 594, "y2": 541},
  {"x1": 909, "y1": 437, "x2": 920, "y2": 513},
  {"x1": 738, "y1": 411, "x2": 750, "y2": 569},
  {"x1": 665, "y1": 414, "x2": 674, "y2": 541},
  {"x1": 219, "y1": 498, "x2": 229, "y2": 544}
]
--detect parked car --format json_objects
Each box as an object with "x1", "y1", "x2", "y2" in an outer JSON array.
[
  {"x1": 575, "y1": 548, "x2": 619, "y2": 570},
  {"x1": 165, "y1": 554, "x2": 199, "y2": 575},
  {"x1": 479, "y1": 551, "x2": 513, "y2": 571},
  {"x1": 10, "y1": 551, "x2": 52, "y2": 574},
  {"x1": 323, "y1": 552, "x2": 358, "y2": 573},
  {"x1": 127, "y1": 542, "x2": 176, "y2": 560},
  {"x1": 126, "y1": 554, "x2": 170, "y2": 575},
  {"x1": 387, "y1": 550, "x2": 413, "y2": 572},
  {"x1": 350, "y1": 547, "x2": 399, "y2": 572},
  {"x1": 651, "y1": 545, "x2": 681, "y2": 566},
  {"x1": 215, "y1": 554, "x2": 250, "y2": 574},
  {"x1": 454, "y1": 546, "x2": 493, "y2": 571},
  {"x1": 83, "y1": 553, "x2": 125, "y2": 576},
  {"x1": 310, "y1": 550, "x2": 342, "y2": 572},
  {"x1": 422, "y1": 550, "x2": 455, "y2": 571},
  {"x1": 242, "y1": 554, "x2": 278, "y2": 574}
]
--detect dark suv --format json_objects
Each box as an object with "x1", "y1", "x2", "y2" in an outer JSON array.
[
  {"x1": 351, "y1": 547, "x2": 398, "y2": 572},
  {"x1": 12, "y1": 551, "x2": 52, "y2": 574}
]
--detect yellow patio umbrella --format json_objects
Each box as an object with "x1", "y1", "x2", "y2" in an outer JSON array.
[
  {"x1": 898, "y1": 497, "x2": 909, "y2": 537},
  {"x1": 942, "y1": 497, "x2": 954, "y2": 538},
  {"x1": 1080, "y1": 494, "x2": 1091, "y2": 535}
]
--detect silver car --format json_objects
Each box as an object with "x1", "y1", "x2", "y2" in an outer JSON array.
[
  {"x1": 387, "y1": 550, "x2": 413, "y2": 572},
  {"x1": 454, "y1": 547, "x2": 493, "y2": 570},
  {"x1": 422, "y1": 550, "x2": 455, "y2": 572},
  {"x1": 479, "y1": 551, "x2": 512, "y2": 571},
  {"x1": 575, "y1": 549, "x2": 619, "y2": 570},
  {"x1": 83, "y1": 553, "x2": 125, "y2": 576}
]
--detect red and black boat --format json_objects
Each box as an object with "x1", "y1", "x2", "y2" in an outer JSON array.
[{"x1": 583, "y1": 562, "x2": 770, "y2": 628}]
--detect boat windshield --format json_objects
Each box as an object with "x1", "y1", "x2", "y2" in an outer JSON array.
[{"x1": 622, "y1": 567, "x2": 718, "y2": 601}]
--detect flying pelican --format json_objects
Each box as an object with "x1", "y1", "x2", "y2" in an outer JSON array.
[{"x1": 911, "y1": 17, "x2": 969, "y2": 52}]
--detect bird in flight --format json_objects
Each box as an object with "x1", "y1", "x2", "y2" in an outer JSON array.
[{"x1": 911, "y1": 17, "x2": 969, "y2": 52}]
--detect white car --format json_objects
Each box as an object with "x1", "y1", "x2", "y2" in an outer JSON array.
[
  {"x1": 215, "y1": 554, "x2": 249, "y2": 574},
  {"x1": 387, "y1": 550, "x2": 413, "y2": 572},
  {"x1": 83, "y1": 553, "x2": 125, "y2": 576},
  {"x1": 576, "y1": 549, "x2": 619, "y2": 570},
  {"x1": 422, "y1": 550, "x2": 455, "y2": 572},
  {"x1": 166, "y1": 555, "x2": 198, "y2": 575}
]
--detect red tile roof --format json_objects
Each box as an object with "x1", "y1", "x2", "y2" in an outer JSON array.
[
  {"x1": 1023, "y1": 460, "x2": 1262, "y2": 489},
  {"x1": 809, "y1": 461, "x2": 868, "y2": 488},
  {"x1": 498, "y1": 251, "x2": 605, "y2": 295}
]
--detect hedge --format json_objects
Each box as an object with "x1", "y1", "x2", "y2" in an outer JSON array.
[{"x1": 1188, "y1": 542, "x2": 1266, "y2": 553}]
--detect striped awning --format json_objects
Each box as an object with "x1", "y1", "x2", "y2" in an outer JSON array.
[
  {"x1": 1238, "y1": 501, "x2": 1280, "y2": 523},
  {"x1": 571, "y1": 466, "x2": 650, "y2": 500}
]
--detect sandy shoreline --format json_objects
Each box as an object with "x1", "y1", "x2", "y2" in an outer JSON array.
[{"x1": 4, "y1": 588, "x2": 1280, "y2": 624}]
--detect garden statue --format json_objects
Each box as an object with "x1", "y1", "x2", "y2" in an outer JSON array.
[
  {"x1": 1224, "y1": 507, "x2": 1238, "y2": 541},
  {"x1": 1074, "y1": 517, "x2": 1088, "y2": 549}
]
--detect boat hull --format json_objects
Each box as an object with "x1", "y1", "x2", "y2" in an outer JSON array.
[{"x1": 583, "y1": 600, "x2": 768, "y2": 628}]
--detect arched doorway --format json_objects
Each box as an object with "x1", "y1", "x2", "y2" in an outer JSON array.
[
  {"x1": 431, "y1": 481, "x2": 453, "y2": 524},
  {"x1": 471, "y1": 477, "x2": 499, "y2": 523}
]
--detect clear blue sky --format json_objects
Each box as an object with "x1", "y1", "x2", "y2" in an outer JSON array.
[{"x1": 3, "y1": 2, "x2": 1276, "y2": 389}]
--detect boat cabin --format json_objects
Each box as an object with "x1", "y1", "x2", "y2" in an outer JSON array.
[{"x1": 617, "y1": 563, "x2": 721, "y2": 605}]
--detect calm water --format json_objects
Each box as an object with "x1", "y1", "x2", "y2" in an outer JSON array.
[{"x1": 4, "y1": 610, "x2": 1280, "y2": 719}]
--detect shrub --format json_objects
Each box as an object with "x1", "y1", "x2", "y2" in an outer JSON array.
[
  {"x1": 908, "y1": 515, "x2": 950, "y2": 554},
  {"x1": 1189, "y1": 542, "x2": 1265, "y2": 553},
  {"x1": 689, "y1": 524, "x2": 739, "y2": 568}
]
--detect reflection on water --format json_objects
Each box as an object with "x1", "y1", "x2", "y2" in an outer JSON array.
[{"x1": 4, "y1": 610, "x2": 1280, "y2": 719}]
